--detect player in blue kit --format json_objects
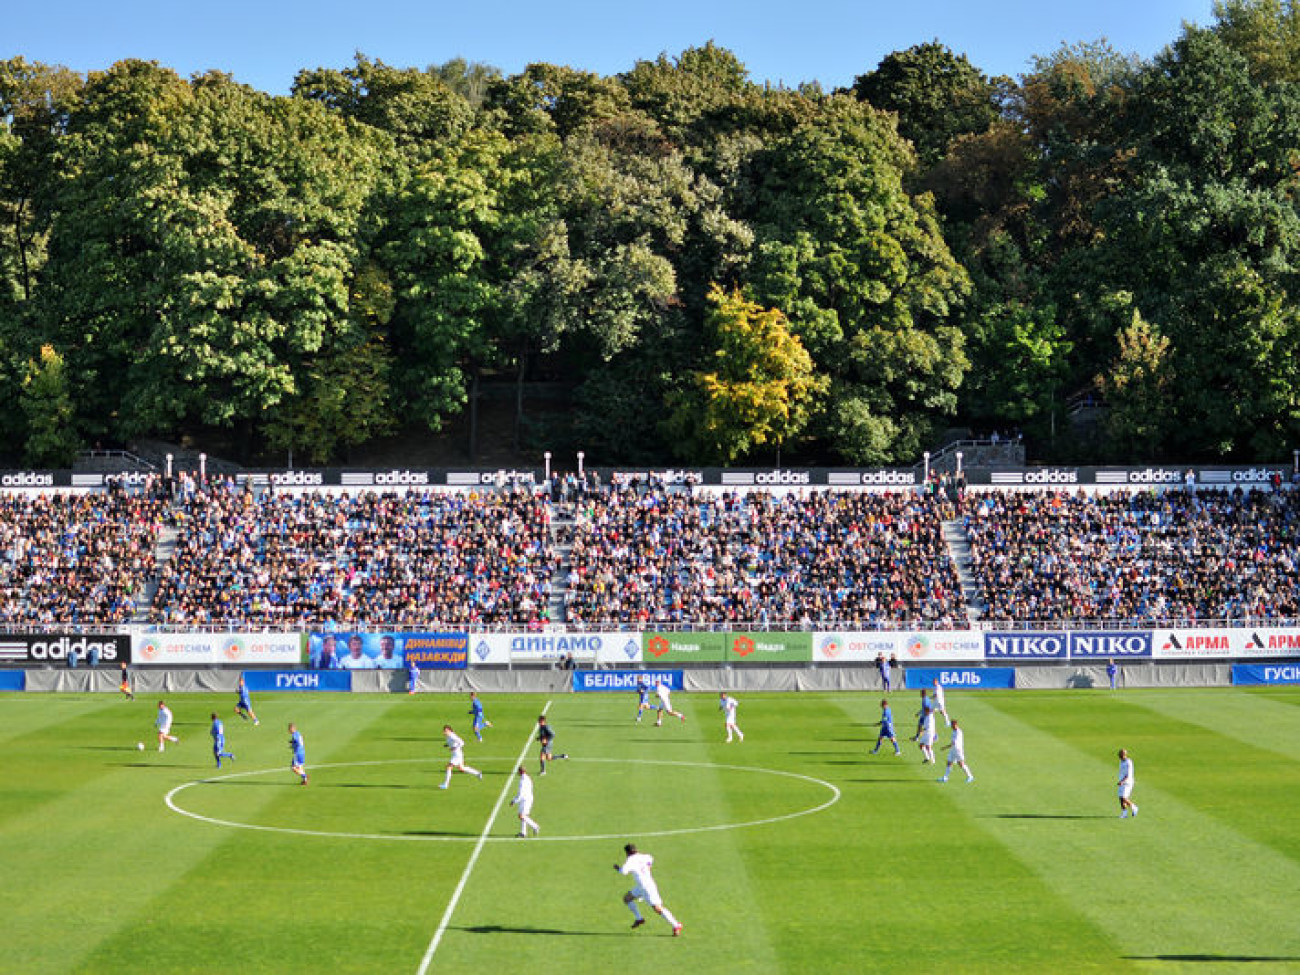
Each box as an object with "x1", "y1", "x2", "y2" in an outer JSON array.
[
  {"x1": 407, "y1": 658, "x2": 420, "y2": 695},
  {"x1": 1107, "y1": 659, "x2": 1119, "y2": 691},
  {"x1": 635, "y1": 679, "x2": 652, "y2": 723},
  {"x1": 288, "y1": 723, "x2": 308, "y2": 785},
  {"x1": 234, "y1": 676, "x2": 259, "y2": 725},
  {"x1": 210, "y1": 713, "x2": 235, "y2": 768},
  {"x1": 870, "y1": 699, "x2": 901, "y2": 756},
  {"x1": 468, "y1": 692, "x2": 493, "y2": 741},
  {"x1": 911, "y1": 689, "x2": 934, "y2": 741}
]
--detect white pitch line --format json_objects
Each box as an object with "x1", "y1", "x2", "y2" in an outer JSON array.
[{"x1": 415, "y1": 700, "x2": 550, "y2": 975}]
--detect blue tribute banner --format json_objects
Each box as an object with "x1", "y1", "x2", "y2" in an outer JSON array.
[
  {"x1": 243, "y1": 670, "x2": 352, "y2": 692},
  {"x1": 0, "y1": 670, "x2": 24, "y2": 690},
  {"x1": 905, "y1": 667, "x2": 1016, "y2": 690},
  {"x1": 573, "y1": 670, "x2": 683, "y2": 692},
  {"x1": 1232, "y1": 664, "x2": 1300, "y2": 685}
]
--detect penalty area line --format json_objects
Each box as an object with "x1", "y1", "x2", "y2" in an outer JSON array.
[{"x1": 416, "y1": 699, "x2": 549, "y2": 974}]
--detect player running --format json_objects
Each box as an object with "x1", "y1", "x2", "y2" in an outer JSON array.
[
  {"x1": 616, "y1": 843, "x2": 683, "y2": 936},
  {"x1": 210, "y1": 712, "x2": 236, "y2": 768},
  {"x1": 234, "y1": 676, "x2": 259, "y2": 725},
  {"x1": 634, "y1": 678, "x2": 653, "y2": 723},
  {"x1": 288, "y1": 723, "x2": 308, "y2": 785},
  {"x1": 653, "y1": 678, "x2": 685, "y2": 726},
  {"x1": 536, "y1": 715, "x2": 569, "y2": 775},
  {"x1": 155, "y1": 701, "x2": 179, "y2": 752},
  {"x1": 468, "y1": 692, "x2": 493, "y2": 741},
  {"x1": 719, "y1": 692, "x2": 744, "y2": 742},
  {"x1": 118, "y1": 662, "x2": 134, "y2": 701},
  {"x1": 511, "y1": 766, "x2": 540, "y2": 837},
  {"x1": 440, "y1": 725, "x2": 483, "y2": 788}
]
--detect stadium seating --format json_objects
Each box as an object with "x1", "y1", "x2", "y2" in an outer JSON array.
[{"x1": 964, "y1": 487, "x2": 1300, "y2": 624}]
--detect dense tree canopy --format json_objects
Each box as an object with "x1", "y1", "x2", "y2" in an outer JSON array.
[{"x1": 1, "y1": 2, "x2": 1298, "y2": 466}]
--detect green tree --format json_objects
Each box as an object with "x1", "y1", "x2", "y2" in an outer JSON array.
[
  {"x1": 1213, "y1": 0, "x2": 1300, "y2": 82},
  {"x1": 1078, "y1": 27, "x2": 1300, "y2": 457},
  {"x1": 850, "y1": 42, "x2": 1005, "y2": 168},
  {"x1": 1095, "y1": 306, "x2": 1175, "y2": 459},
  {"x1": 745, "y1": 97, "x2": 970, "y2": 462},
  {"x1": 41, "y1": 63, "x2": 395, "y2": 453},
  {"x1": 21, "y1": 343, "x2": 80, "y2": 466},
  {"x1": 292, "y1": 53, "x2": 474, "y2": 154},
  {"x1": 667, "y1": 285, "x2": 822, "y2": 463}
]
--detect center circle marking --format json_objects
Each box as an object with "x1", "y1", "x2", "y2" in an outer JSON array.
[{"x1": 165, "y1": 756, "x2": 841, "y2": 843}]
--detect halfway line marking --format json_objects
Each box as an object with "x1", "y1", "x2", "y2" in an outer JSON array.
[{"x1": 416, "y1": 700, "x2": 550, "y2": 974}]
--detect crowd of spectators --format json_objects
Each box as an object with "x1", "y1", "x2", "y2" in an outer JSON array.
[
  {"x1": 150, "y1": 483, "x2": 557, "y2": 627},
  {"x1": 965, "y1": 487, "x2": 1300, "y2": 624},
  {"x1": 561, "y1": 485, "x2": 966, "y2": 628},
  {"x1": 0, "y1": 492, "x2": 162, "y2": 624},
  {"x1": 3, "y1": 478, "x2": 1300, "y2": 631}
]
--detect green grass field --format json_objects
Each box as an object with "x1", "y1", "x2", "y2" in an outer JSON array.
[{"x1": 4, "y1": 685, "x2": 1300, "y2": 974}]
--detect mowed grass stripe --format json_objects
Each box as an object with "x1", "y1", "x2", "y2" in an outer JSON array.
[
  {"x1": 0, "y1": 694, "x2": 139, "y2": 821},
  {"x1": 76, "y1": 694, "x2": 460, "y2": 974},
  {"x1": 950, "y1": 693, "x2": 1300, "y2": 964},
  {"x1": 0, "y1": 694, "x2": 319, "y2": 973},
  {"x1": 431, "y1": 695, "x2": 787, "y2": 972},
  {"x1": 996, "y1": 688, "x2": 1300, "y2": 861},
  {"x1": 814, "y1": 691, "x2": 1130, "y2": 973}
]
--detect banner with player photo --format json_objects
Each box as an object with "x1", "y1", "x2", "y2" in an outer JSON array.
[{"x1": 306, "y1": 632, "x2": 409, "y2": 670}]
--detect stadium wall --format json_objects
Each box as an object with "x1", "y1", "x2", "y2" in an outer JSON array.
[{"x1": 16, "y1": 661, "x2": 1248, "y2": 693}]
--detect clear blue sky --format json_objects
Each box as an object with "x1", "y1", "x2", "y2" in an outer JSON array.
[{"x1": 11, "y1": 0, "x2": 1217, "y2": 95}]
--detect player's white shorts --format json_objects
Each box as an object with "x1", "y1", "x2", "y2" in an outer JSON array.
[
  {"x1": 630, "y1": 881, "x2": 663, "y2": 908},
  {"x1": 1118, "y1": 783, "x2": 1133, "y2": 800},
  {"x1": 949, "y1": 749, "x2": 965, "y2": 764},
  {"x1": 516, "y1": 799, "x2": 534, "y2": 817},
  {"x1": 449, "y1": 748, "x2": 465, "y2": 766},
  {"x1": 919, "y1": 729, "x2": 935, "y2": 747},
  {"x1": 158, "y1": 722, "x2": 172, "y2": 735},
  {"x1": 657, "y1": 695, "x2": 672, "y2": 709}
]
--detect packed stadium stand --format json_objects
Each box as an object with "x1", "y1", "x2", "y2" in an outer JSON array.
[
  {"x1": 1, "y1": 477, "x2": 1296, "y2": 630},
  {"x1": 0, "y1": 492, "x2": 163, "y2": 625},
  {"x1": 963, "y1": 487, "x2": 1300, "y2": 625}
]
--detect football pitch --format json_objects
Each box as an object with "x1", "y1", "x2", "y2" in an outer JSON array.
[{"x1": 3, "y1": 686, "x2": 1300, "y2": 974}]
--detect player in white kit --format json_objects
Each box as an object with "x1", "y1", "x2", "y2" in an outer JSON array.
[
  {"x1": 654, "y1": 679, "x2": 685, "y2": 726},
  {"x1": 1117, "y1": 749, "x2": 1139, "y2": 818},
  {"x1": 616, "y1": 843, "x2": 683, "y2": 936},
  {"x1": 719, "y1": 692, "x2": 744, "y2": 742},
  {"x1": 439, "y1": 725, "x2": 483, "y2": 789},
  {"x1": 511, "y1": 765, "x2": 540, "y2": 836},
  {"x1": 939, "y1": 719, "x2": 974, "y2": 783}
]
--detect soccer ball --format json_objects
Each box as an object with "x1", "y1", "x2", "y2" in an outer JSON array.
[{"x1": 137, "y1": 742, "x2": 145, "y2": 751}]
